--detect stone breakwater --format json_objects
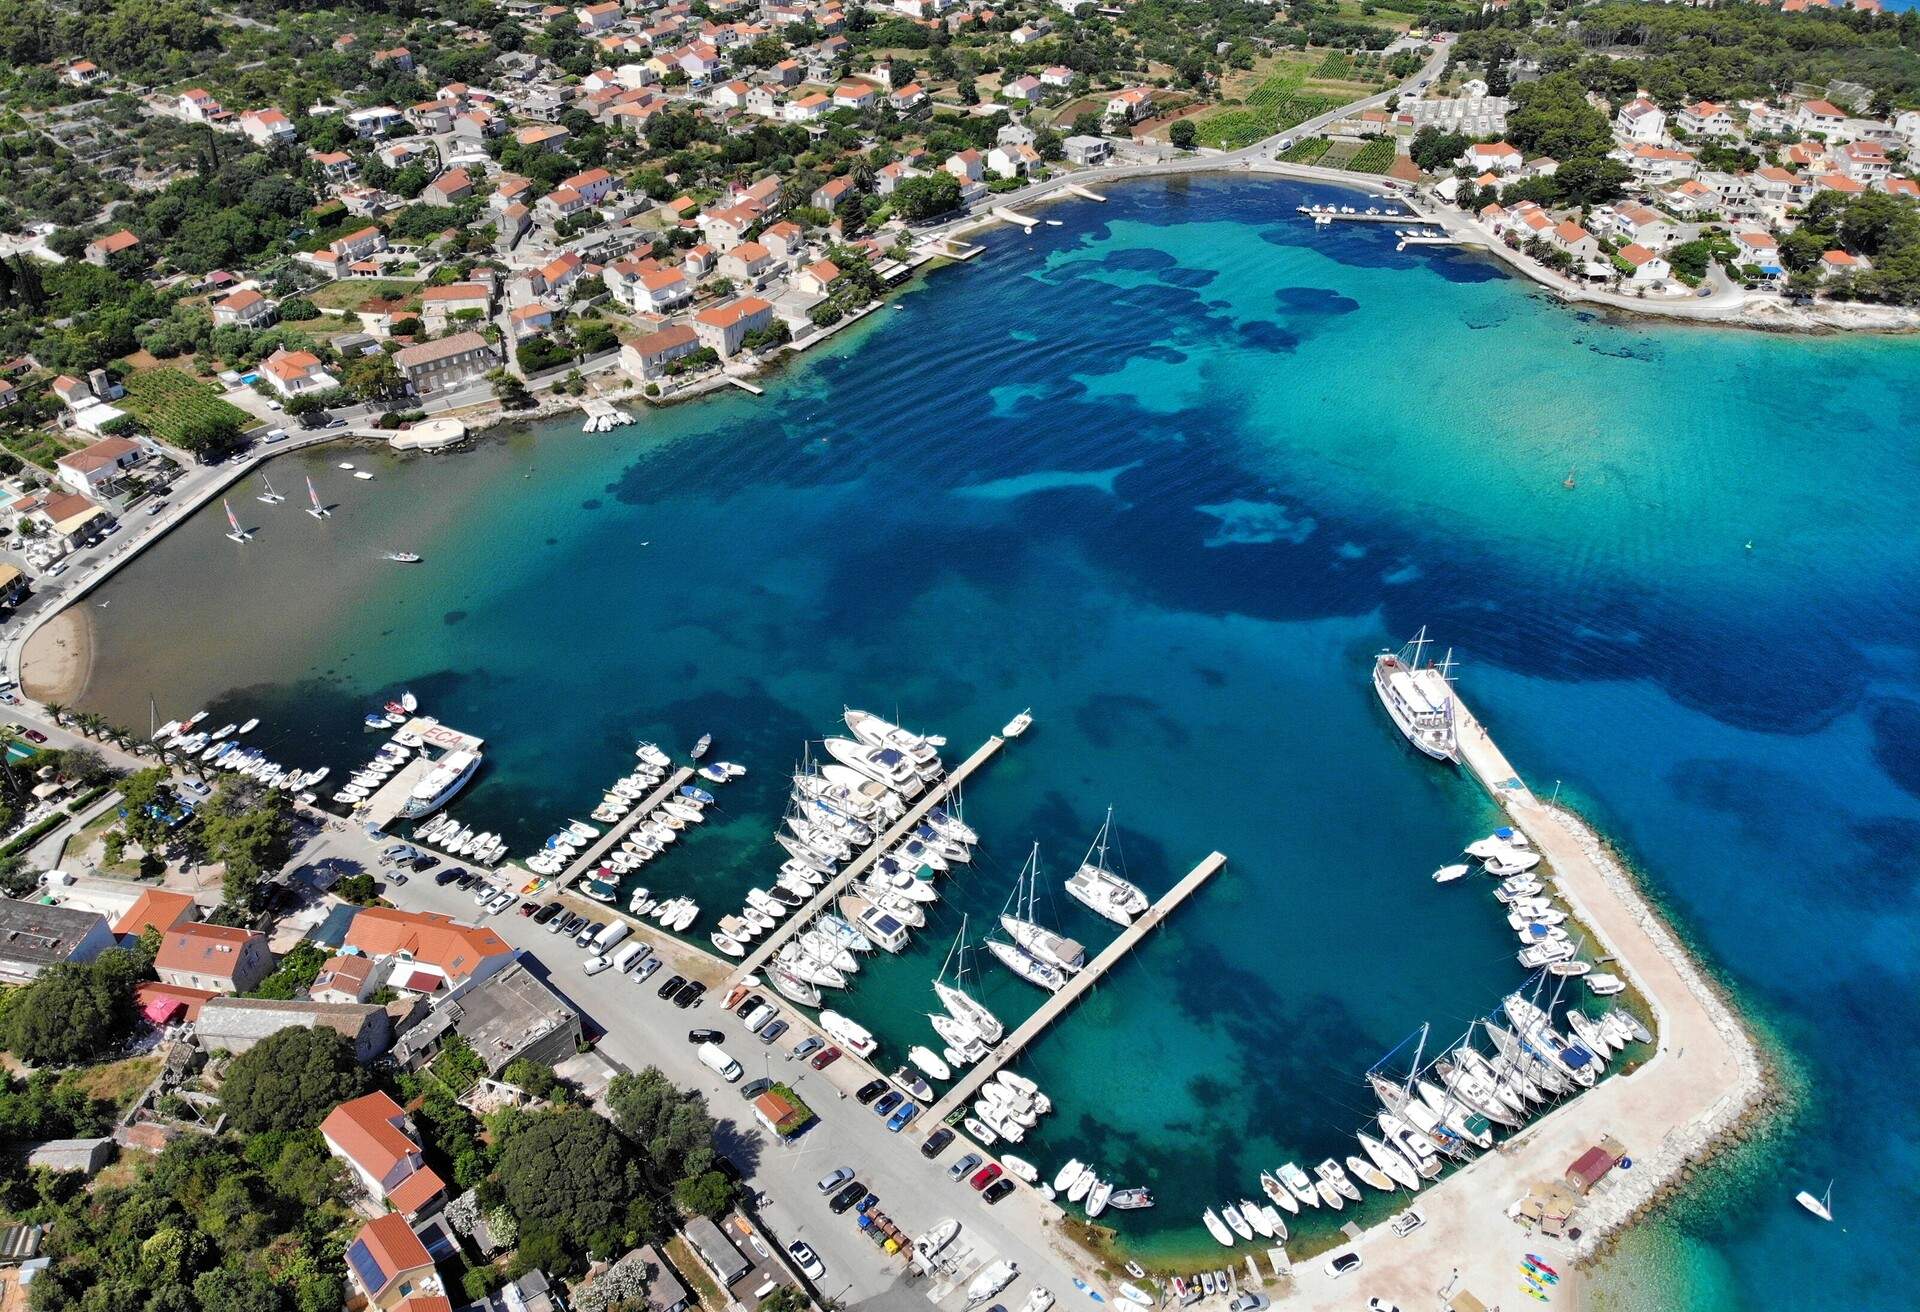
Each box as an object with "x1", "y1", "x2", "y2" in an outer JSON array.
[{"x1": 1544, "y1": 802, "x2": 1773, "y2": 1262}]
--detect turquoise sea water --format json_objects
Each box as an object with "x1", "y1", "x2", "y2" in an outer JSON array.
[{"x1": 73, "y1": 177, "x2": 1920, "y2": 1309}]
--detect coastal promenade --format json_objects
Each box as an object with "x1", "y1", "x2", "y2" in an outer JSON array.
[
  {"x1": 722, "y1": 732, "x2": 1007, "y2": 989},
  {"x1": 923, "y1": 850, "x2": 1227, "y2": 1125},
  {"x1": 1277, "y1": 692, "x2": 1763, "y2": 1312}
]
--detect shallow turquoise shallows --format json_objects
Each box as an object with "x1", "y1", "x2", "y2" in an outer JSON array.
[{"x1": 78, "y1": 176, "x2": 1920, "y2": 1310}]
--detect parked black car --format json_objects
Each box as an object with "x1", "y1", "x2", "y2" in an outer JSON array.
[
  {"x1": 854, "y1": 1079, "x2": 888, "y2": 1105},
  {"x1": 657, "y1": 973, "x2": 687, "y2": 1000},
  {"x1": 688, "y1": 1029, "x2": 725, "y2": 1044},
  {"x1": 828, "y1": 1181, "x2": 865, "y2": 1214},
  {"x1": 982, "y1": 1178, "x2": 1015, "y2": 1205},
  {"x1": 920, "y1": 1127, "x2": 955, "y2": 1159},
  {"x1": 673, "y1": 981, "x2": 705, "y2": 1009}
]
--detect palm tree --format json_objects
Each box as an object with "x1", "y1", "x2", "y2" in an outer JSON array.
[
  {"x1": 75, "y1": 711, "x2": 105, "y2": 740},
  {"x1": 43, "y1": 702, "x2": 66, "y2": 728},
  {"x1": 0, "y1": 727, "x2": 25, "y2": 807}
]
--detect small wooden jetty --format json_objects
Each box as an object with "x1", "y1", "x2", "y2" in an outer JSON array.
[
  {"x1": 1065, "y1": 185, "x2": 1107, "y2": 202},
  {"x1": 555, "y1": 766, "x2": 696, "y2": 889}
]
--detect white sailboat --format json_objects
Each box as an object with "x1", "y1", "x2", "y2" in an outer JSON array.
[
  {"x1": 222, "y1": 499, "x2": 251, "y2": 543},
  {"x1": 305, "y1": 476, "x2": 331, "y2": 519},
  {"x1": 1063, "y1": 806, "x2": 1150, "y2": 925},
  {"x1": 933, "y1": 917, "x2": 1005, "y2": 1041},
  {"x1": 1794, "y1": 1180, "x2": 1833, "y2": 1222},
  {"x1": 256, "y1": 476, "x2": 285, "y2": 505}
]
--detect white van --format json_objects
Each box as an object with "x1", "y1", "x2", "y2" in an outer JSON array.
[
  {"x1": 611, "y1": 941, "x2": 648, "y2": 973},
  {"x1": 592, "y1": 921, "x2": 631, "y2": 953},
  {"x1": 697, "y1": 1042, "x2": 743, "y2": 1082}
]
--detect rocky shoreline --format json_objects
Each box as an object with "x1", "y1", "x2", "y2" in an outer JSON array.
[{"x1": 1542, "y1": 802, "x2": 1778, "y2": 1263}]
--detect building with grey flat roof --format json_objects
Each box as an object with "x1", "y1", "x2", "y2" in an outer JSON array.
[
  {"x1": 682, "y1": 1215, "x2": 749, "y2": 1288},
  {"x1": 391, "y1": 958, "x2": 580, "y2": 1075},
  {"x1": 0, "y1": 898, "x2": 116, "y2": 982}
]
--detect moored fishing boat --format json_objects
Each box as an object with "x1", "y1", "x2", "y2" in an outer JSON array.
[
  {"x1": 1259, "y1": 1171, "x2": 1299, "y2": 1215},
  {"x1": 1220, "y1": 1203, "x2": 1254, "y2": 1240}
]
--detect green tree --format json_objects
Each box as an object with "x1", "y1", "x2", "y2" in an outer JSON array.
[
  {"x1": 495, "y1": 1108, "x2": 643, "y2": 1246},
  {"x1": 217, "y1": 1026, "x2": 371, "y2": 1133},
  {"x1": 673, "y1": 1170, "x2": 734, "y2": 1219},
  {"x1": 0, "y1": 950, "x2": 146, "y2": 1066},
  {"x1": 893, "y1": 172, "x2": 962, "y2": 222},
  {"x1": 607, "y1": 1067, "x2": 716, "y2": 1177},
  {"x1": 1169, "y1": 119, "x2": 1197, "y2": 151}
]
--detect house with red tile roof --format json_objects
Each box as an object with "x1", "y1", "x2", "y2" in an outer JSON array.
[
  {"x1": 321, "y1": 1092, "x2": 447, "y2": 1218},
  {"x1": 111, "y1": 889, "x2": 197, "y2": 940},
  {"x1": 344, "y1": 1213, "x2": 443, "y2": 1309},
  {"x1": 211, "y1": 287, "x2": 277, "y2": 328},
  {"x1": 84, "y1": 230, "x2": 140, "y2": 266},
  {"x1": 621, "y1": 323, "x2": 703, "y2": 380},
  {"x1": 155, "y1": 923, "x2": 273, "y2": 994},
  {"x1": 310, "y1": 953, "x2": 380, "y2": 1004},
  {"x1": 342, "y1": 907, "x2": 513, "y2": 995},
  {"x1": 693, "y1": 296, "x2": 774, "y2": 357},
  {"x1": 261, "y1": 348, "x2": 338, "y2": 398}
]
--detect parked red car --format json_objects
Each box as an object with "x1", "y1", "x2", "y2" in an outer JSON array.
[
  {"x1": 809, "y1": 1044, "x2": 842, "y2": 1071},
  {"x1": 969, "y1": 1163, "x2": 1003, "y2": 1191}
]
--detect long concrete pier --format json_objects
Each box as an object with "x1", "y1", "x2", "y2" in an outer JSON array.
[
  {"x1": 923, "y1": 850, "x2": 1227, "y2": 1126},
  {"x1": 723, "y1": 734, "x2": 1007, "y2": 989},
  {"x1": 1275, "y1": 690, "x2": 1761, "y2": 1312},
  {"x1": 555, "y1": 765, "x2": 696, "y2": 889}
]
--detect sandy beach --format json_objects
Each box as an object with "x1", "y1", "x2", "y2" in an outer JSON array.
[{"x1": 21, "y1": 606, "x2": 94, "y2": 705}]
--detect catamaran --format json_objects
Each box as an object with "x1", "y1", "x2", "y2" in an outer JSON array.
[
  {"x1": 222, "y1": 499, "x2": 250, "y2": 543},
  {"x1": 1063, "y1": 806, "x2": 1149, "y2": 926},
  {"x1": 256, "y1": 476, "x2": 285, "y2": 505},
  {"x1": 1372, "y1": 627, "x2": 1459, "y2": 762},
  {"x1": 999, "y1": 844, "x2": 1085, "y2": 972},
  {"x1": 305, "y1": 476, "x2": 331, "y2": 519}
]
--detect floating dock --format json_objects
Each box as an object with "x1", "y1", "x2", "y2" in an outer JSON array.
[
  {"x1": 991, "y1": 206, "x2": 1042, "y2": 230},
  {"x1": 553, "y1": 766, "x2": 696, "y2": 890},
  {"x1": 722, "y1": 733, "x2": 1009, "y2": 989},
  {"x1": 727, "y1": 378, "x2": 764, "y2": 395},
  {"x1": 362, "y1": 718, "x2": 486, "y2": 831},
  {"x1": 921, "y1": 849, "x2": 1227, "y2": 1126},
  {"x1": 1065, "y1": 184, "x2": 1107, "y2": 202}
]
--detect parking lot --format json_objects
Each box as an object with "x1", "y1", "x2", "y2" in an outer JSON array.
[{"x1": 326, "y1": 830, "x2": 1101, "y2": 1312}]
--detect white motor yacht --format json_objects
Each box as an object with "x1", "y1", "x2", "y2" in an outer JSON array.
[{"x1": 1372, "y1": 627, "x2": 1460, "y2": 762}]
